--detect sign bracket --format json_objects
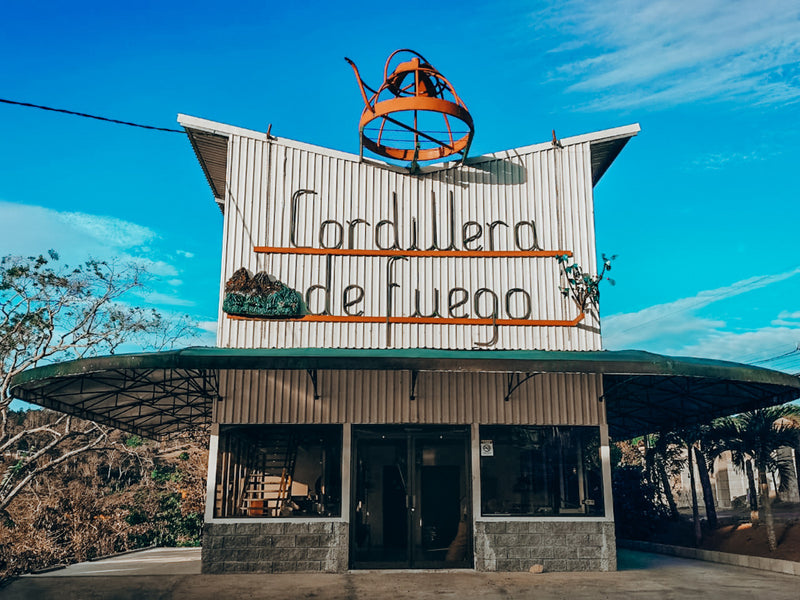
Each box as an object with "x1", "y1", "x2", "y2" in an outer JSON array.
[
  {"x1": 306, "y1": 369, "x2": 320, "y2": 400},
  {"x1": 504, "y1": 372, "x2": 541, "y2": 402}
]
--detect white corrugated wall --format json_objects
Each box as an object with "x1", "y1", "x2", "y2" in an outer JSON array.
[
  {"x1": 217, "y1": 135, "x2": 600, "y2": 352},
  {"x1": 213, "y1": 132, "x2": 605, "y2": 426}
]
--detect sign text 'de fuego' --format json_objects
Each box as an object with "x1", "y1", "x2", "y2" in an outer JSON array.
[{"x1": 239, "y1": 189, "x2": 584, "y2": 345}]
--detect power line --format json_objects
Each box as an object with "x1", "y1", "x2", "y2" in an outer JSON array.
[
  {"x1": 738, "y1": 344, "x2": 798, "y2": 365},
  {"x1": 750, "y1": 345, "x2": 800, "y2": 365},
  {"x1": 0, "y1": 98, "x2": 184, "y2": 134}
]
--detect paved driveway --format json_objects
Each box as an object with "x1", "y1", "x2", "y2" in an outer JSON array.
[{"x1": 3, "y1": 548, "x2": 796, "y2": 599}]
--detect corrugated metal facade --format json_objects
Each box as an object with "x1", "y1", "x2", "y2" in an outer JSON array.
[
  {"x1": 182, "y1": 119, "x2": 633, "y2": 427},
  {"x1": 217, "y1": 135, "x2": 600, "y2": 352},
  {"x1": 215, "y1": 370, "x2": 604, "y2": 426}
]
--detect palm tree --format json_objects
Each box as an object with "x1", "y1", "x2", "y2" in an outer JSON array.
[
  {"x1": 693, "y1": 423, "x2": 735, "y2": 531},
  {"x1": 717, "y1": 404, "x2": 800, "y2": 551},
  {"x1": 674, "y1": 427, "x2": 708, "y2": 546},
  {"x1": 646, "y1": 432, "x2": 683, "y2": 520}
]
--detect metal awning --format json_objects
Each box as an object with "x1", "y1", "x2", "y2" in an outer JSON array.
[{"x1": 10, "y1": 347, "x2": 800, "y2": 440}]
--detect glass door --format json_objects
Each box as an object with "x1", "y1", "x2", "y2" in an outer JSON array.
[
  {"x1": 351, "y1": 434, "x2": 408, "y2": 567},
  {"x1": 351, "y1": 426, "x2": 471, "y2": 569}
]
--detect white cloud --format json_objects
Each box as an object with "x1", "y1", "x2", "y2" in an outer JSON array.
[
  {"x1": 772, "y1": 311, "x2": 800, "y2": 327},
  {"x1": 0, "y1": 199, "x2": 200, "y2": 307},
  {"x1": 195, "y1": 320, "x2": 218, "y2": 347},
  {"x1": 198, "y1": 320, "x2": 219, "y2": 334},
  {"x1": 691, "y1": 149, "x2": 772, "y2": 170},
  {"x1": 603, "y1": 267, "x2": 800, "y2": 349},
  {"x1": 56, "y1": 212, "x2": 156, "y2": 248},
  {"x1": 673, "y1": 327, "x2": 800, "y2": 364},
  {"x1": 137, "y1": 291, "x2": 195, "y2": 308},
  {"x1": 538, "y1": 0, "x2": 800, "y2": 109},
  {"x1": 777, "y1": 310, "x2": 800, "y2": 320},
  {"x1": 117, "y1": 255, "x2": 178, "y2": 277},
  {"x1": 0, "y1": 201, "x2": 218, "y2": 353},
  {"x1": 0, "y1": 201, "x2": 155, "y2": 261}
]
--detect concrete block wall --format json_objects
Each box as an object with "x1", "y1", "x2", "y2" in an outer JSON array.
[
  {"x1": 202, "y1": 521, "x2": 348, "y2": 573},
  {"x1": 474, "y1": 521, "x2": 616, "y2": 572}
]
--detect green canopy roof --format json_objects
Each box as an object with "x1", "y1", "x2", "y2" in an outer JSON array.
[{"x1": 10, "y1": 347, "x2": 800, "y2": 440}]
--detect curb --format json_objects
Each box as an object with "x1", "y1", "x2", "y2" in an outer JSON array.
[
  {"x1": 618, "y1": 539, "x2": 800, "y2": 576},
  {"x1": 88, "y1": 545, "x2": 158, "y2": 562},
  {"x1": 27, "y1": 564, "x2": 67, "y2": 575},
  {"x1": 22, "y1": 545, "x2": 160, "y2": 576}
]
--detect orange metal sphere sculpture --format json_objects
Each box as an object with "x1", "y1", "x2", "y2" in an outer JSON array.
[{"x1": 345, "y1": 50, "x2": 475, "y2": 165}]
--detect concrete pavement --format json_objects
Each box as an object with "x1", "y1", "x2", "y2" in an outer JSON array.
[{"x1": 3, "y1": 548, "x2": 796, "y2": 599}]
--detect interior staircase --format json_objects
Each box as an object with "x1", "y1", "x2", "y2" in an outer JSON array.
[{"x1": 240, "y1": 432, "x2": 298, "y2": 517}]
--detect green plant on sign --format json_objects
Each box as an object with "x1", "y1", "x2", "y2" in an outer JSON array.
[{"x1": 557, "y1": 253, "x2": 616, "y2": 312}]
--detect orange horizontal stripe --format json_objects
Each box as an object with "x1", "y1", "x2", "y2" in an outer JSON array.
[
  {"x1": 253, "y1": 246, "x2": 572, "y2": 258},
  {"x1": 227, "y1": 313, "x2": 585, "y2": 327}
]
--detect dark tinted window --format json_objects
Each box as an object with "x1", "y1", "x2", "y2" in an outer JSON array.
[{"x1": 479, "y1": 426, "x2": 604, "y2": 517}]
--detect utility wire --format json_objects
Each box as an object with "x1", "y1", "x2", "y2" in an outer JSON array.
[
  {"x1": 0, "y1": 98, "x2": 184, "y2": 134},
  {"x1": 750, "y1": 345, "x2": 800, "y2": 365}
]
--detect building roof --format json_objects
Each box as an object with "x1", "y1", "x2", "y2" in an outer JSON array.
[
  {"x1": 11, "y1": 347, "x2": 799, "y2": 440},
  {"x1": 177, "y1": 114, "x2": 640, "y2": 208}
]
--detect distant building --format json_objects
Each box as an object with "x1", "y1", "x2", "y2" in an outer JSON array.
[{"x1": 676, "y1": 449, "x2": 800, "y2": 510}]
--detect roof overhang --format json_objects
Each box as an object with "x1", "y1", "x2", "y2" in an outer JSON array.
[{"x1": 11, "y1": 348, "x2": 799, "y2": 440}]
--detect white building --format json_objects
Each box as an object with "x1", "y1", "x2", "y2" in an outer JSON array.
[{"x1": 11, "y1": 95, "x2": 800, "y2": 575}]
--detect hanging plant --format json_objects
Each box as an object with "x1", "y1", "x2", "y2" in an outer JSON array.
[{"x1": 556, "y1": 253, "x2": 616, "y2": 312}]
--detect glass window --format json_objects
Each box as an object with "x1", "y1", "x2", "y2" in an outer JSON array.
[
  {"x1": 479, "y1": 426, "x2": 604, "y2": 517},
  {"x1": 214, "y1": 425, "x2": 342, "y2": 518}
]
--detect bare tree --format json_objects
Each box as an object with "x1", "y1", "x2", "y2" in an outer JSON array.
[{"x1": 0, "y1": 251, "x2": 193, "y2": 513}]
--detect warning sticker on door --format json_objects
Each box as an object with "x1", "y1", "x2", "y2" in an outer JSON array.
[{"x1": 480, "y1": 440, "x2": 494, "y2": 457}]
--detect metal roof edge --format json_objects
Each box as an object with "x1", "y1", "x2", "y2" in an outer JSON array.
[
  {"x1": 12, "y1": 347, "x2": 800, "y2": 392},
  {"x1": 177, "y1": 114, "x2": 640, "y2": 176},
  {"x1": 184, "y1": 128, "x2": 225, "y2": 201},
  {"x1": 464, "y1": 124, "x2": 641, "y2": 167},
  {"x1": 177, "y1": 114, "x2": 374, "y2": 164}
]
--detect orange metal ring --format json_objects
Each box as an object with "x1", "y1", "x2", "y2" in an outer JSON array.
[
  {"x1": 359, "y1": 97, "x2": 474, "y2": 161},
  {"x1": 347, "y1": 50, "x2": 476, "y2": 164}
]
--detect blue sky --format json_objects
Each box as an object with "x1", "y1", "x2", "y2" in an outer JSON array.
[{"x1": 1, "y1": 0, "x2": 799, "y2": 372}]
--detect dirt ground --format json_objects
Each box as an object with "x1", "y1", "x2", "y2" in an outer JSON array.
[
  {"x1": 701, "y1": 520, "x2": 800, "y2": 562},
  {"x1": 657, "y1": 501, "x2": 800, "y2": 562}
]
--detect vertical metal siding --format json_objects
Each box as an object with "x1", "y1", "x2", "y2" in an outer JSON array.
[
  {"x1": 214, "y1": 370, "x2": 604, "y2": 426},
  {"x1": 218, "y1": 135, "x2": 601, "y2": 352}
]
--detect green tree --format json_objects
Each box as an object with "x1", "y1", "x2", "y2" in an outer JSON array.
[
  {"x1": 0, "y1": 252, "x2": 193, "y2": 513},
  {"x1": 645, "y1": 432, "x2": 684, "y2": 521},
  {"x1": 717, "y1": 405, "x2": 800, "y2": 551},
  {"x1": 693, "y1": 424, "x2": 729, "y2": 531},
  {"x1": 612, "y1": 464, "x2": 670, "y2": 540},
  {"x1": 674, "y1": 427, "x2": 705, "y2": 546},
  {"x1": 671, "y1": 423, "x2": 732, "y2": 542}
]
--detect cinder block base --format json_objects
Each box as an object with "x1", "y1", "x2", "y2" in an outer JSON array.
[
  {"x1": 202, "y1": 521, "x2": 348, "y2": 573},
  {"x1": 474, "y1": 520, "x2": 616, "y2": 572}
]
